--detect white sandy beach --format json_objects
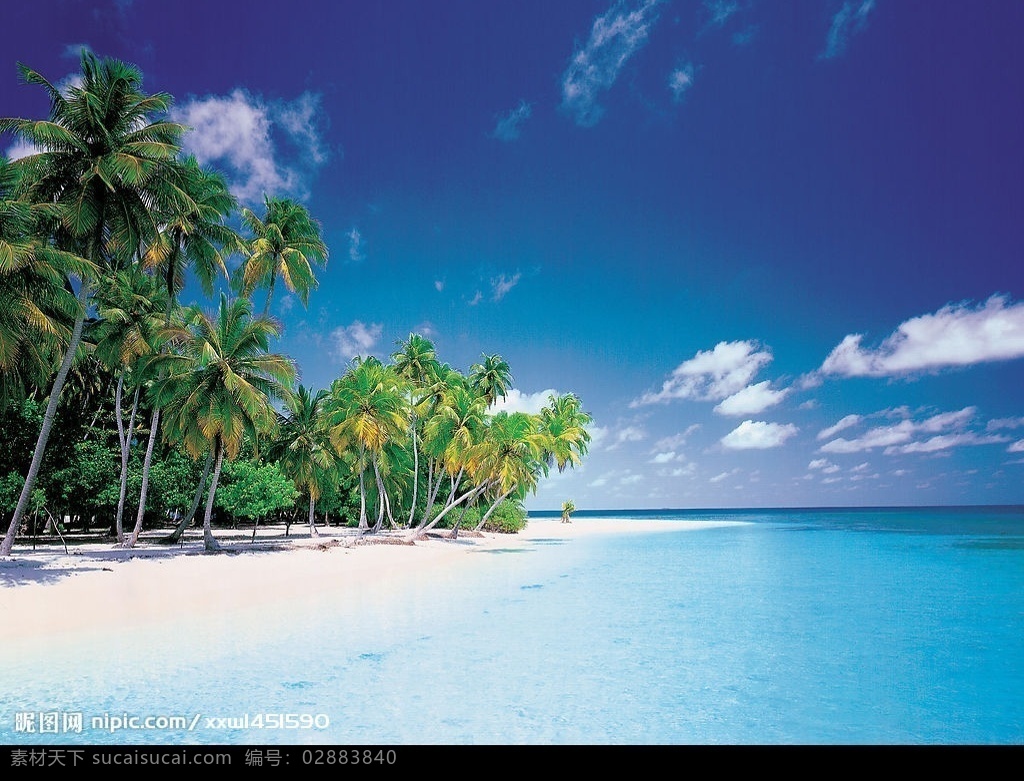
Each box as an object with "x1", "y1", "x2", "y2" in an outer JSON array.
[{"x1": 0, "y1": 518, "x2": 716, "y2": 643}]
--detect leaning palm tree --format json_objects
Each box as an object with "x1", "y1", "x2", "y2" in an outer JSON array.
[
  {"x1": 561, "y1": 499, "x2": 576, "y2": 524},
  {"x1": 237, "y1": 196, "x2": 328, "y2": 315},
  {"x1": 151, "y1": 294, "x2": 295, "y2": 551},
  {"x1": 270, "y1": 384, "x2": 336, "y2": 538},
  {"x1": 0, "y1": 157, "x2": 93, "y2": 408},
  {"x1": 0, "y1": 52, "x2": 184, "y2": 555}
]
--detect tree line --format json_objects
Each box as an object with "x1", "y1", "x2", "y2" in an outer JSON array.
[{"x1": 0, "y1": 52, "x2": 591, "y2": 554}]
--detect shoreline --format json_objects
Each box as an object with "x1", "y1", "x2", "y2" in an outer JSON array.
[{"x1": 0, "y1": 518, "x2": 728, "y2": 644}]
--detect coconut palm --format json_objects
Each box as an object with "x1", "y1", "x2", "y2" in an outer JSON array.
[
  {"x1": 143, "y1": 155, "x2": 241, "y2": 322},
  {"x1": 90, "y1": 267, "x2": 168, "y2": 543},
  {"x1": 561, "y1": 499, "x2": 576, "y2": 524},
  {"x1": 539, "y1": 392, "x2": 593, "y2": 473},
  {"x1": 0, "y1": 52, "x2": 184, "y2": 555},
  {"x1": 469, "y1": 353, "x2": 513, "y2": 408},
  {"x1": 237, "y1": 196, "x2": 328, "y2": 315},
  {"x1": 392, "y1": 333, "x2": 439, "y2": 527},
  {"x1": 270, "y1": 384, "x2": 336, "y2": 537},
  {"x1": 151, "y1": 294, "x2": 295, "y2": 551},
  {"x1": 470, "y1": 411, "x2": 548, "y2": 532},
  {"x1": 327, "y1": 357, "x2": 407, "y2": 532},
  {"x1": 0, "y1": 157, "x2": 93, "y2": 408}
]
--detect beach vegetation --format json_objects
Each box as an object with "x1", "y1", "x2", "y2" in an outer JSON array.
[{"x1": 0, "y1": 53, "x2": 592, "y2": 554}]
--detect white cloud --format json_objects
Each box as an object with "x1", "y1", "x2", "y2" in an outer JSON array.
[
  {"x1": 819, "y1": 407, "x2": 981, "y2": 454},
  {"x1": 713, "y1": 380, "x2": 789, "y2": 416},
  {"x1": 434, "y1": 280, "x2": 445, "y2": 292},
  {"x1": 492, "y1": 388, "x2": 559, "y2": 416},
  {"x1": 710, "y1": 468, "x2": 739, "y2": 483},
  {"x1": 820, "y1": 296, "x2": 1024, "y2": 378},
  {"x1": 608, "y1": 425, "x2": 647, "y2": 449},
  {"x1": 888, "y1": 433, "x2": 1008, "y2": 455},
  {"x1": 491, "y1": 272, "x2": 522, "y2": 302},
  {"x1": 851, "y1": 462, "x2": 870, "y2": 472},
  {"x1": 173, "y1": 89, "x2": 327, "y2": 202},
  {"x1": 817, "y1": 414, "x2": 862, "y2": 440},
  {"x1": 62, "y1": 43, "x2": 92, "y2": 59},
  {"x1": 493, "y1": 100, "x2": 533, "y2": 141},
  {"x1": 650, "y1": 451, "x2": 683, "y2": 464},
  {"x1": 808, "y1": 458, "x2": 831, "y2": 470},
  {"x1": 331, "y1": 321, "x2": 382, "y2": 361},
  {"x1": 347, "y1": 227, "x2": 365, "y2": 263},
  {"x1": 620, "y1": 473, "x2": 644, "y2": 485},
  {"x1": 632, "y1": 340, "x2": 772, "y2": 406},
  {"x1": 589, "y1": 477, "x2": 608, "y2": 487},
  {"x1": 468, "y1": 291, "x2": 483, "y2": 306},
  {"x1": 561, "y1": 0, "x2": 663, "y2": 127},
  {"x1": 587, "y1": 425, "x2": 610, "y2": 450},
  {"x1": 653, "y1": 425, "x2": 700, "y2": 451},
  {"x1": 1008, "y1": 440, "x2": 1024, "y2": 454},
  {"x1": 820, "y1": 0, "x2": 876, "y2": 60},
  {"x1": 987, "y1": 417, "x2": 1024, "y2": 431},
  {"x1": 668, "y1": 64, "x2": 696, "y2": 102},
  {"x1": 721, "y1": 420, "x2": 798, "y2": 450}
]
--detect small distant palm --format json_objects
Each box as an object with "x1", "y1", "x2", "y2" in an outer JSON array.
[
  {"x1": 561, "y1": 500, "x2": 576, "y2": 524},
  {"x1": 470, "y1": 353, "x2": 513, "y2": 408}
]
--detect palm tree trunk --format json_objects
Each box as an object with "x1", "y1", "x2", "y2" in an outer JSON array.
[
  {"x1": 406, "y1": 482, "x2": 486, "y2": 541},
  {"x1": 371, "y1": 457, "x2": 385, "y2": 534},
  {"x1": 1, "y1": 282, "x2": 90, "y2": 557},
  {"x1": 474, "y1": 487, "x2": 515, "y2": 532},
  {"x1": 161, "y1": 448, "x2": 213, "y2": 544},
  {"x1": 202, "y1": 441, "x2": 225, "y2": 552},
  {"x1": 308, "y1": 493, "x2": 318, "y2": 537},
  {"x1": 407, "y1": 406, "x2": 419, "y2": 528},
  {"x1": 114, "y1": 381, "x2": 141, "y2": 542},
  {"x1": 124, "y1": 407, "x2": 160, "y2": 548},
  {"x1": 357, "y1": 443, "x2": 368, "y2": 532}
]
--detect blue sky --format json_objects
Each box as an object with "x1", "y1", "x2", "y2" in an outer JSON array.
[{"x1": 3, "y1": 0, "x2": 1023, "y2": 509}]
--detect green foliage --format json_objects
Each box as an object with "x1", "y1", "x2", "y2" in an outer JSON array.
[
  {"x1": 0, "y1": 471, "x2": 23, "y2": 513},
  {"x1": 215, "y1": 459, "x2": 298, "y2": 521},
  {"x1": 431, "y1": 499, "x2": 527, "y2": 534}
]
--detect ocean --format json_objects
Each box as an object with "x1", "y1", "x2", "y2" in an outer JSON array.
[{"x1": 2, "y1": 506, "x2": 1023, "y2": 745}]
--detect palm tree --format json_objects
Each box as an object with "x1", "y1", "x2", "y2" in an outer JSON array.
[
  {"x1": 561, "y1": 499, "x2": 576, "y2": 524},
  {"x1": 470, "y1": 411, "x2": 547, "y2": 532},
  {"x1": 539, "y1": 393, "x2": 593, "y2": 473},
  {"x1": 90, "y1": 267, "x2": 167, "y2": 543},
  {"x1": 151, "y1": 294, "x2": 295, "y2": 551},
  {"x1": 392, "y1": 333, "x2": 439, "y2": 527},
  {"x1": 0, "y1": 52, "x2": 184, "y2": 555},
  {"x1": 0, "y1": 157, "x2": 93, "y2": 408},
  {"x1": 143, "y1": 155, "x2": 241, "y2": 322},
  {"x1": 238, "y1": 196, "x2": 328, "y2": 315},
  {"x1": 469, "y1": 353, "x2": 513, "y2": 408},
  {"x1": 327, "y1": 357, "x2": 407, "y2": 532},
  {"x1": 270, "y1": 384, "x2": 336, "y2": 537}
]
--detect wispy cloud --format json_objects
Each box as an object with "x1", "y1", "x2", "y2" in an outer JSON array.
[
  {"x1": 632, "y1": 340, "x2": 772, "y2": 406},
  {"x1": 491, "y1": 272, "x2": 522, "y2": 302},
  {"x1": 818, "y1": 406, "x2": 1010, "y2": 454},
  {"x1": 702, "y1": 0, "x2": 740, "y2": 29},
  {"x1": 817, "y1": 414, "x2": 862, "y2": 440},
  {"x1": 493, "y1": 100, "x2": 533, "y2": 141},
  {"x1": 347, "y1": 227, "x2": 366, "y2": 263},
  {"x1": 820, "y1": 0, "x2": 876, "y2": 60},
  {"x1": 721, "y1": 420, "x2": 798, "y2": 450},
  {"x1": 173, "y1": 89, "x2": 328, "y2": 203},
  {"x1": 561, "y1": 0, "x2": 663, "y2": 127},
  {"x1": 819, "y1": 296, "x2": 1024, "y2": 378},
  {"x1": 331, "y1": 321, "x2": 382, "y2": 361},
  {"x1": 713, "y1": 380, "x2": 789, "y2": 416},
  {"x1": 468, "y1": 291, "x2": 483, "y2": 306},
  {"x1": 668, "y1": 64, "x2": 697, "y2": 102},
  {"x1": 62, "y1": 43, "x2": 92, "y2": 59},
  {"x1": 1008, "y1": 440, "x2": 1024, "y2": 454}
]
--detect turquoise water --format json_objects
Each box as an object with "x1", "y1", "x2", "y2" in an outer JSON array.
[{"x1": 2, "y1": 507, "x2": 1023, "y2": 744}]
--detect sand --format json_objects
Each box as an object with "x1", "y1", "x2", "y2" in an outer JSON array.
[{"x1": 0, "y1": 518, "x2": 709, "y2": 643}]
